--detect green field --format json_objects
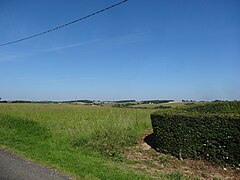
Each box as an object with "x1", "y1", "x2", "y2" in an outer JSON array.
[
  {"x1": 0, "y1": 103, "x2": 186, "y2": 179},
  {"x1": 97, "y1": 101, "x2": 197, "y2": 109},
  {"x1": 130, "y1": 102, "x2": 190, "y2": 109}
]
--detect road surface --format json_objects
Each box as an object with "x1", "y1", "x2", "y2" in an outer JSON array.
[{"x1": 0, "y1": 149, "x2": 72, "y2": 180}]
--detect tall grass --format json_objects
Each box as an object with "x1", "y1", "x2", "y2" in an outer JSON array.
[
  {"x1": 1, "y1": 104, "x2": 153, "y2": 156},
  {"x1": 0, "y1": 103, "x2": 163, "y2": 179}
]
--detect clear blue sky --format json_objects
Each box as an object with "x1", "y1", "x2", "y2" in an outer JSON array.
[{"x1": 0, "y1": 0, "x2": 239, "y2": 101}]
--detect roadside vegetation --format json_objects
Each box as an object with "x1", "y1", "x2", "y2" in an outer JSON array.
[
  {"x1": 0, "y1": 101, "x2": 239, "y2": 179},
  {"x1": 0, "y1": 103, "x2": 187, "y2": 179}
]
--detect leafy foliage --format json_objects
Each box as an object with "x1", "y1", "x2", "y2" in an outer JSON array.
[
  {"x1": 183, "y1": 101, "x2": 240, "y2": 114},
  {"x1": 151, "y1": 102, "x2": 240, "y2": 167}
]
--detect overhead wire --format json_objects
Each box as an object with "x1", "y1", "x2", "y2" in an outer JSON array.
[{"x1": 0, "y1": 0, "x2": 128, "y2": 47}]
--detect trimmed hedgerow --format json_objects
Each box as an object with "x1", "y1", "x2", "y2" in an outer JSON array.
[
  {"x1": 151, "y1": 112, "x2": 240, "y2": 167},
  {"x1": 183, "y1": 101, "x2": 240, "y2": 114}
]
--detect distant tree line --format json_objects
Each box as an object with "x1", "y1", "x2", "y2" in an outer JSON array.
[
  {"x1": 61, "y1": 100, "x2": 94, "y2": 103},
  {"x1": 114, "y1": 100, "x2": 136, "y2": 103},
  {"x1": 8, "y1": 100, "x2": 32, "y2": 103},
  {"x1": 112, "y1": 103, "x2": 136, "y2": 108},
  {"x1": 141, "y1": 100, "x2": 174, "y2": 104},
  {"x1": 0, "y1": 100, "x2": 8, "y2": 103}
]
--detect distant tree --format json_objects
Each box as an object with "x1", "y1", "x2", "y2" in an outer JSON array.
[
  {"x1": 142, "y1": 100, "x2": 173, "y2": 104},
  {"x1": 115, "y1": 100, "x2": 136, "y2": 103}
]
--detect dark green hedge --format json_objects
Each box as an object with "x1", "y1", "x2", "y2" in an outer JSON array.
[
  {"x1": 184, "y1": 101, "x2": 240, "y2": 114},
  {"x1": 151, "y1": 112, "x2": 240, "y2": 166}
]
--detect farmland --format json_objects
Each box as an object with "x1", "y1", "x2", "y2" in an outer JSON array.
[
  {"x1": 0, "y1": 103, "x2": 186, "y2": 179},
  {"x1": 0, "y1": 102, "x2": 239, "y2": 179}
]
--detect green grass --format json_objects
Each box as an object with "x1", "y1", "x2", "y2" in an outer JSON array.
[
  {"x1": 131, "y1": 102, "x2": 195, "y2": 109},
  {"x1": 0, "y1": 103, "x2": 187, "y2": 179},
  {"x1": 183, "y1": 101, "x2": 240, "y2": 115}
]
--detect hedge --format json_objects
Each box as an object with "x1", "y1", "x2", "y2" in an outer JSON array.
[
  {"x1": 151, "y1": 112, "x2": 240, "y2": 167},
  {"x1": 184, "y1": 101, "x2": 240, "y2": 114}
]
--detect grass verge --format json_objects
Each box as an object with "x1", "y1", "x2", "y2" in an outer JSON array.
[{"x1": 0, "y1": 103, "x2": 187, "y2": 179}]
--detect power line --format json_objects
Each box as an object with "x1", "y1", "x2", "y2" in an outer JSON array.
[{"x1": 0, "y1": 0, "x2": 128, "y2": 47}]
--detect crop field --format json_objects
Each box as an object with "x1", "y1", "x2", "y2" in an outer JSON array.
[{"x1": 0, "y1": 103, "x2": 187, "y2": 179}]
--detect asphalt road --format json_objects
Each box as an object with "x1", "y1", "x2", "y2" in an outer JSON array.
[{"x1": 0, "y1": 149, "x2": 72, "y2": 180}]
